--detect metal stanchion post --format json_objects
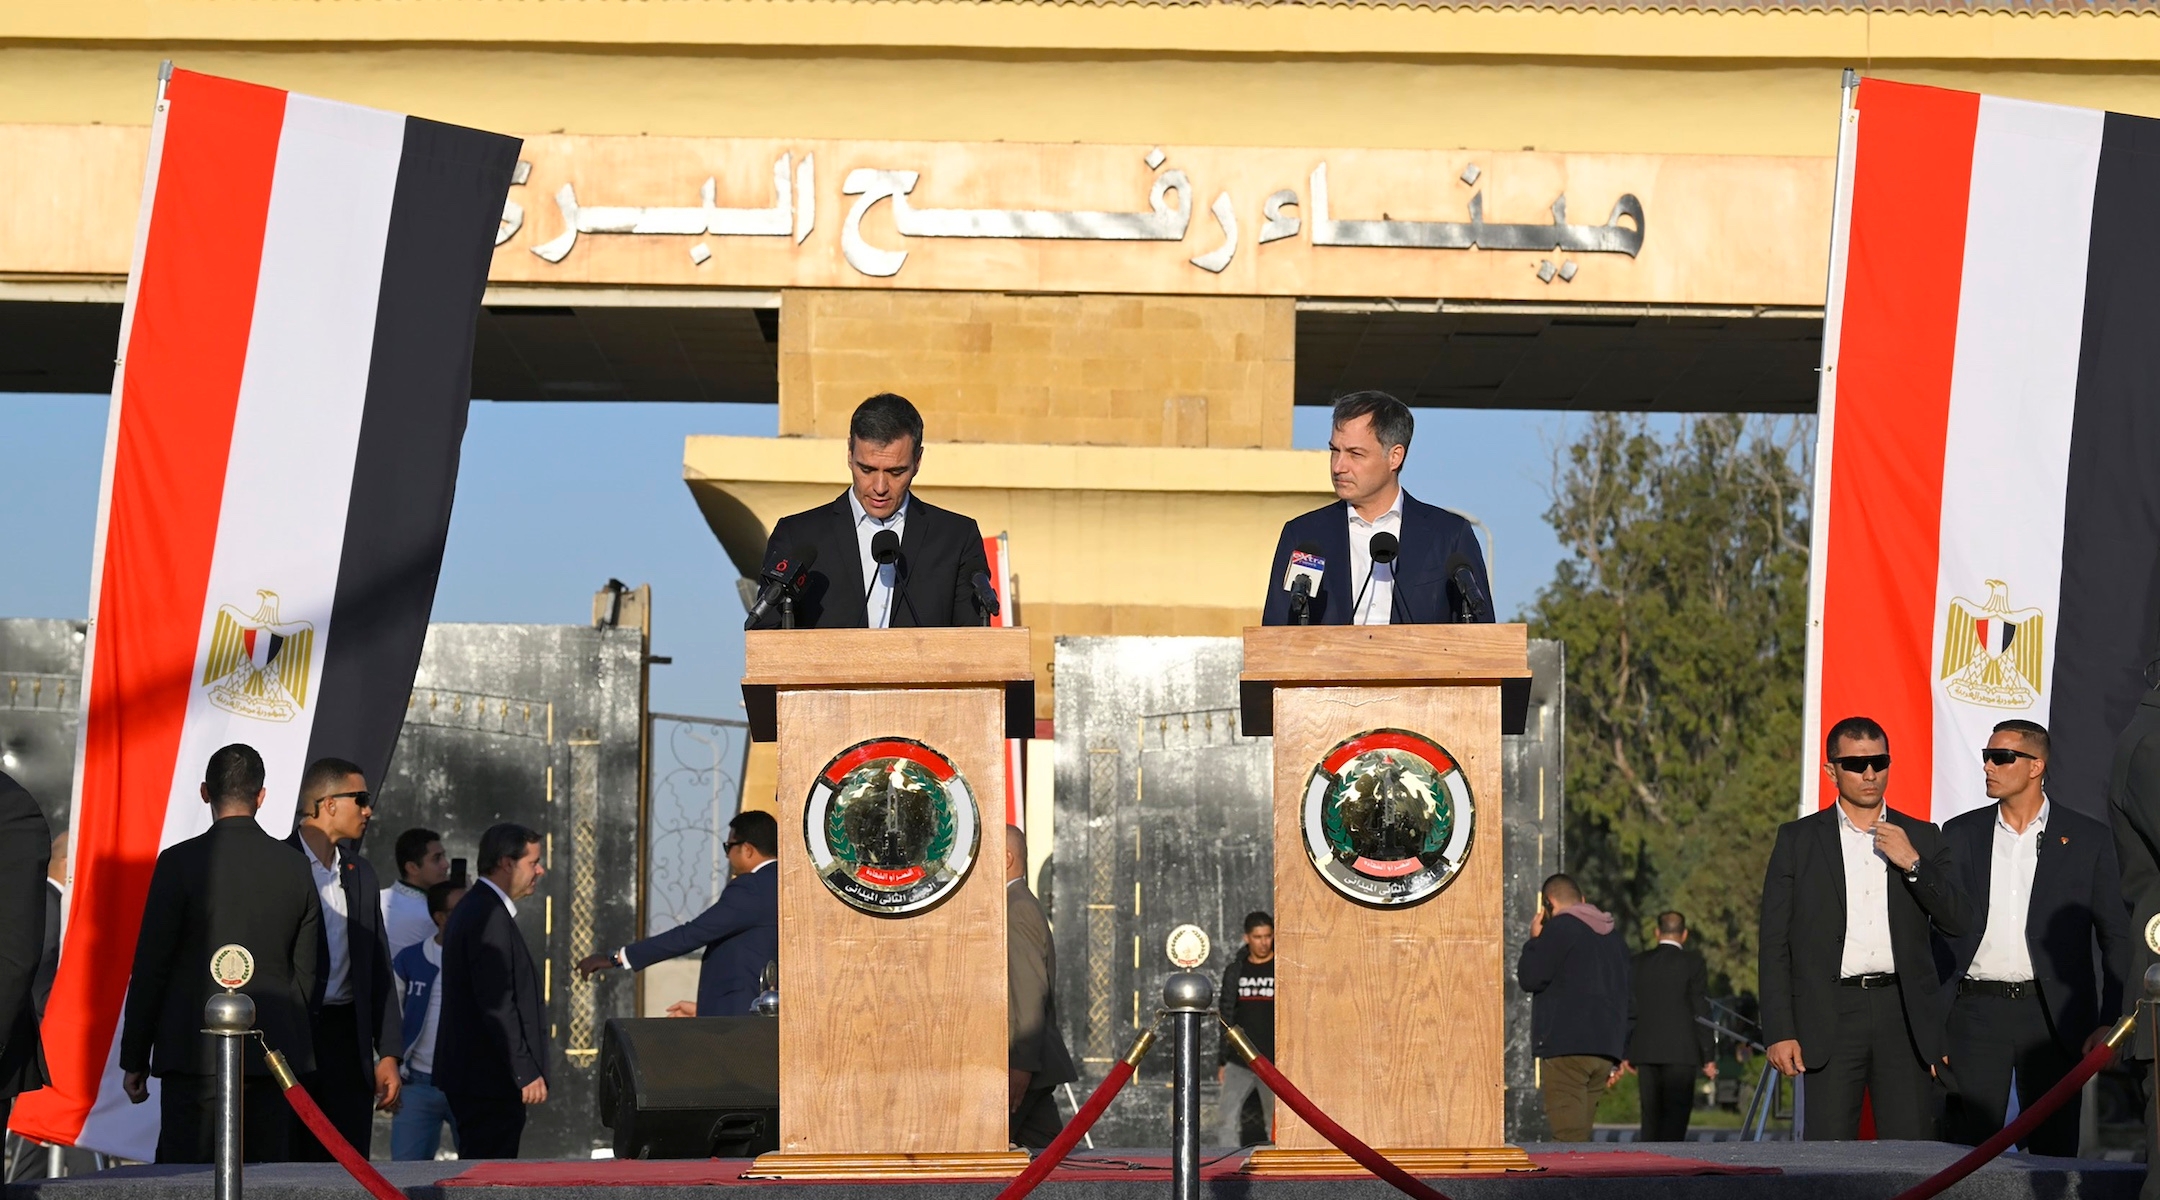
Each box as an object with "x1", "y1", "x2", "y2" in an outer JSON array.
[
  {"x1": 2145, "y1": 965, "x2": 2160, "y2": 1172},
  {"x1": 206, "y1": 989, "x2": 257, "y2": 1200},
  {"x1": 1163, "y1": 971, "x2": 1214, "y2": 1200}
]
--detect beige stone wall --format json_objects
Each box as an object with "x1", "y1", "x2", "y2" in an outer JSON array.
[{"x1": 778, "y1": 290, "x2": 1293, "y2": 449}]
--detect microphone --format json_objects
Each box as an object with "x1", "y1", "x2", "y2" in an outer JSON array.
[
  {"x1": 743, "y1": 543, "x2": 818, "y2": 630},
  {"x1": 1282, "y1": 541, "x2": 1324, "y2": 626},
  {"x1": 1353, "y1": 531, "x2": 1400, "y2": 623},
  {"x1": 970, "y1": 571, "x2": 1002, "y2": 625},
  {"x1": 1446, "y1": 552, "x2": 1493, "y2": 623},
  {"x1": 864, "y1": 529, "x2": 901, "y2": 611}
]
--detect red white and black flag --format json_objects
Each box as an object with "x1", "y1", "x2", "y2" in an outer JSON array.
[
  {"x1": 1804, "y1": 78, "x2": 2160, "y2": 822},
  {"x1": 11, "y1": 68, "x2": 518, "y2": 1157}
]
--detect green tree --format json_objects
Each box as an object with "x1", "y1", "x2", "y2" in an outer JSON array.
[{"x1": 1527, "y1": 413, "x2": 1812, "y2": 996}]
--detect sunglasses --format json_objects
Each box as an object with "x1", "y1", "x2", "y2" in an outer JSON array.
[
  {"x1": 1980, "y1": 748, "x2": 2039, "y2": 767},
  {"x1": 324, "y1": 789, "x2": 373, "y2": 809},
  {"x1": 724, "y1": 839, "x2": 745, "y2": 852},
  {"x1": 1830, "y1": 754, "x2": 1892, "y2": 774}
]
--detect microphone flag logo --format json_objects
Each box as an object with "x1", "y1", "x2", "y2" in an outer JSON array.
[
  {"x1": 804, "y1": 737, "x2": 980, "y2": 916},
  {"x1": 1301, "y1": 728, "x2": 1476, "y2": 907}
]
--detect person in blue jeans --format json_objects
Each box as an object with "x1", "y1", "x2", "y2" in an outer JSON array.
[{"x1": 390, "y1": 881, "x2": 464, "y2": 1160}]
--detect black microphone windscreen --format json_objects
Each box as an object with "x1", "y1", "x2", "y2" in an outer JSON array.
[
  {"x1": 1369, "y1": 532, "x2": 1400, "y2": 564},
  {"x1": 1293, "y1": 540, "x2": 1323, "y2": 557},
  {"x1": 793, "y1": 543, "x2": 818, "y2": 570},
  {"x1": 870, "y1": 529, "x2": 900, "y2": 564}
]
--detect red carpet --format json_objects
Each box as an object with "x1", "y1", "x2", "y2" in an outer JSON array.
[{"x1": 444, "y1": 1149, "x2": 1779, "y2": 1187}]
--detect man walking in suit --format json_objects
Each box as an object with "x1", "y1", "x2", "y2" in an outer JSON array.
[
  {"x1": 119, "y1": 744, "x2": 321, "y2": 1163},
  {"x1": 1261, "y1": 391, "x2": 1493, "y2": 627},
  {"x1": 577, "y1": 811, "x2": 778, "y2": 1017},
  {"x1": 0, "y1": 772, "x2": 51, "y2": 1134},
  {"x1": 1005, "y1": 825, "x2": 1077, "y2": 1148},
  {"x1": 288, "y1": 757, "x2": 402, "y2": 1159},
  {"x1": 1760, "y1": 715, "x2": 1968, "y2": 1140},
  {"x1": 1941, "y1": 720, "x2": 2129, "y2": 1155},
  {"x1": 1623, "y1": 912, "x2": 1716, "y2": 1142},
  {"x1": 1516, "y1": 874, "x2": 1632, "y2": 1141},
  {"x1": 751, "y1": 393, "x2": 993, "y2": 629},
  {"x1": 436, "y1": 823, "x2": 548, "y2": 1158}
]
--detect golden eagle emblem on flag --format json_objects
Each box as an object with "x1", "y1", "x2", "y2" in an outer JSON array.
[
  {"x1": 201, "y1": 590, "x2": 315, "y2": 723},
  {"x1": 1939, "y1": 579, "x2": 2044, "y2": 710}
]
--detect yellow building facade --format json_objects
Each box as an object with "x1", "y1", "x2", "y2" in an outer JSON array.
[{"x1": 6, "y1": 0, "x2": 2160, "y2": 727}]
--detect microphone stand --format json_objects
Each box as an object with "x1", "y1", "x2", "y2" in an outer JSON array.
[
  {"x1": 779, "y1": 591, "x2": 797, "y2": 630},
  {"x1": 896, "y1": 557, "x2": 923, "y2": 628},
  {"x1": 1351, "y1": 565, "x2": 1376, "y2": 624}
]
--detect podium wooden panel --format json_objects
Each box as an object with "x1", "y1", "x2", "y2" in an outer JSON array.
[
  {"x1": 742, "y1": 628, "x2": 1033, "y2": 1180},
  {"x1": 1239, "y1": 624, "x2": 1535, "y2": 1176}
]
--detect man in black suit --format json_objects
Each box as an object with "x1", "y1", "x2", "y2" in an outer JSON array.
[
  {"x1": 435, "y1": 822, "x2": 548, "y2": 1158},
  {"x1": 1261, "y1": 391, "x2": 1493, "y2": 627},
  {"x1": 1005, "y1": 825, "x2": 1077, "y2": 1148},
  {"x1": 750, "y1": 393, "x2": 993, "y2": 630},
  {"x1": 1760, "y1": 715, "x2": 1968, "y2": 1140},
  {"x1": 287, "y1": 757, "x2": 402, "y2": 1159},
  {"x1": 577, "y1": 811, "x2": 778, "y2": 1017},
  {"x1": 0, "y1": 772, "x2": 51, "y2": 1134},
  {"x1": 1939, "y1": 720, "x2": 2129, "y2": 1156},
  {"x1": 1623, "y1": 911, "x2": 1716, "y2": 1142},
  {"x1": 2107, "y1": 679, "x2": 2160, "y2": 1189},
  {"x1": 119, "y1": 744, "x2": 321, "y2": 1163}
]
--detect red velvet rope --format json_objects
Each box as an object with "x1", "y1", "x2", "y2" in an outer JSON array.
[
  {"x1": 1889, "y1": 1036, "x2": 2122, "y2": 1200},
  {"x1": 992, "y1": 1060, "x2": 1137, "y2": 1200},
  {"x1": 276, "y1": 1076, "x2": 407, "y2": 1200},
  {"x1": 1244, "y1": 1054, "x2": 1454, "y2": 1200}
]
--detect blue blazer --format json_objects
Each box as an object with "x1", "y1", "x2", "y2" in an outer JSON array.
[
  {"x1": 1260, "y1": 492, "x2": 1494, "y2": 626},
  {"x1": 1937, "y1": 801, "x2": 2131, "y2": 1052},
  {"x1": 624, "y1": 864, "x2": 778, "y2": 1018}
]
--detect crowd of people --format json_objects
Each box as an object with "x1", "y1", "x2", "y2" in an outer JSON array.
[{"x1": 1518, "y1": 713, "x2": 2135, "y2": 1151}]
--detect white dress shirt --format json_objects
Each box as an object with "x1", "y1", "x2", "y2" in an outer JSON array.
[
  {"x1": 308, "y1": 843, "x2": 353, "y2": 1004},
  {"x1": 849, "y1": 491, "x2": 909, "y2": 630},
  {"x1": 480, "y1": 874, "x2": 518, "y2": 918},
  {"x1": 1967, "y1": 800, "x2": 2049, "y2": 982},
  {"x1": 1835, "y1": 805, "x2": 1899, "y2": 977},
  {"x1": 382, "y1": 881, "x2": 436, "y2": 961},
  {"x1": 1348, "y1": 488, "x2": 1404, "y2": 626}
]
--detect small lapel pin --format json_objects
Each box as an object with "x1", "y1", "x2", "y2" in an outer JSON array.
[{"x1": 2060, "y1": 836, "x2": 2070, "y2": 845}]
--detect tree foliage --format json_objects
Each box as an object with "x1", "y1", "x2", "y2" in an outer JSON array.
[{"x1": 1527, "y1": 414, "x2": 1813, "y2": 995}]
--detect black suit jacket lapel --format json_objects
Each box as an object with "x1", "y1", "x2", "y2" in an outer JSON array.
[
  {"x1": 893, "y1": 497, "x2": 925, "y2": 628},
  {"x1": 2026, "y1": 807, "x2": 2066, "y2": 957},
  {"x1": 824, "y1": 494, "x2": 867, "y2": 627},
  {"x1": 1319, "y1": 502, "x2": 1355, "y2": 624},
  {"x1": 1815, "y1": 808, "x2": 1847, "y2": 925},
  {"x1": 1965, "y1": 813, "x2": 1996, "y2": 966}
]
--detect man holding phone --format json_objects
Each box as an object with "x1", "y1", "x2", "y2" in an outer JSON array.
[{"x1": 1758, "y1": 716, "x2": 1968, "y2": 1140}]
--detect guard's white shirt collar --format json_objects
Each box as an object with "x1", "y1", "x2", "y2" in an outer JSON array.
[{"x1": 480, "y1": 875, "x2": 518, "y2": 918}]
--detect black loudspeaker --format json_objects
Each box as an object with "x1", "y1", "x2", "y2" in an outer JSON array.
[{"x1": 598, "y1": 1017, "x2": 780, "y2": 1159}]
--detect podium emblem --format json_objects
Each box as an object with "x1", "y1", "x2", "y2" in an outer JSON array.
[
  {"x1": 1301, "y1": 728, "x2": 1476, "y2": 906},
  {"x1": 805, "y1": 737, "x2": 981, "y2": 916}
]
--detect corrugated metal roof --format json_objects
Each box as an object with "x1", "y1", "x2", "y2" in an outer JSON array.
[{"x1": 963, "y1": 0, "x2": 2154, "y2": 10}]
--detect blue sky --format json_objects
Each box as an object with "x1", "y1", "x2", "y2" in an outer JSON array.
[{"x1": 4, "y1": 393, "x2": 1575, "y2": 720}]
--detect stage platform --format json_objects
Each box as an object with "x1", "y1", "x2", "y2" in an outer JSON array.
[{"x1": 3, "y1": 1142, "x2": 2142, "y2": 1200}]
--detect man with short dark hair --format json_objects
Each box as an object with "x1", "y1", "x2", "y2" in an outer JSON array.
[
  {"x1": 1516, "y1": 874, "x2": 1633, "y2": 1141},
  {"x1": 383, "y1": 827, "x2": 450, "y2": 959},
  {"x1": 1759, "y1": 716, "x2": 1967, "y2": 1140},
  {"x1": 750, "y1": 393, "x2": 994, "y2": 629},
  {"x1": 1217, "y1": 910, "x2": 1276, "y2": 1147},
  {"x1": 287, "y1": 757, "x2": 402, "y2": 1160},
  {"x1": 1623, "y1": 911, "x2": 1716, "y2": 1142},
  {"x1": 1262, "y1": 390, "x2": 1493, "y2": 626},
  {"x1": 577, "y1": 811, "x2": 779, "y2": 1017},
  {"x1": 1939, "y1": 719, "x2": 2128, "y2": 1155},
  {"x1": 120, "y1": 744, "x2": 320, "y2": 1163},
  {"x1": 435, "y1": 822, "x2": 548, "y2": 1158},
  {"x1": 1004, "y1": 825, "x2": 1076, "y2": 1148}
]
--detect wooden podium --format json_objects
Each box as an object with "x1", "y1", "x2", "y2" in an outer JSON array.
[
  {"x1": 741, "y1": 627, "x2": 1035, "y2": 1180},
  {"x1": 1239, "y1": 624, "x2": 1536, "y2": 1176}
]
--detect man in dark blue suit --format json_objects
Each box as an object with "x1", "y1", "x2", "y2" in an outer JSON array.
[
  {"x1": 1261, "y1": 391, "x2": 1494, "y2": 627},
  {"x1": 578, "y1": 811, "x2": 778, "y2": 1018},
  {"x1": 436, "y1": 823, "x2": 549, "y2": 1158},
  {"x1": 1939, "y1": 719, "x2": 2130, "y2": 1156}
]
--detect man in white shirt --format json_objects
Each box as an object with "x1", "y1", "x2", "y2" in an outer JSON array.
[
  {"x1": 1261, "y1": 391, "x2": 1493, "y2": 627},
  {"x1": 382, "y1": 827, "x2": 450, "y2": 960},
  {"x1": 1939, "y1": 720, "x2": 2131, "y2": 1156},
  {"x1": 1759, "y1": 715, "x2": 1968, "y2": 1140},
  {"x1": 287, "y1": 757, "x2": 402, "y2": 1160}
]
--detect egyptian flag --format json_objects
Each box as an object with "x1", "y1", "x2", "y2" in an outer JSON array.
[
  {"x1": 9, "y1": 69, "x2": 518, "y2": 1157},
  {"x1": 1803, "y1": 78, "x2": 2160, "y2": 823}
]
